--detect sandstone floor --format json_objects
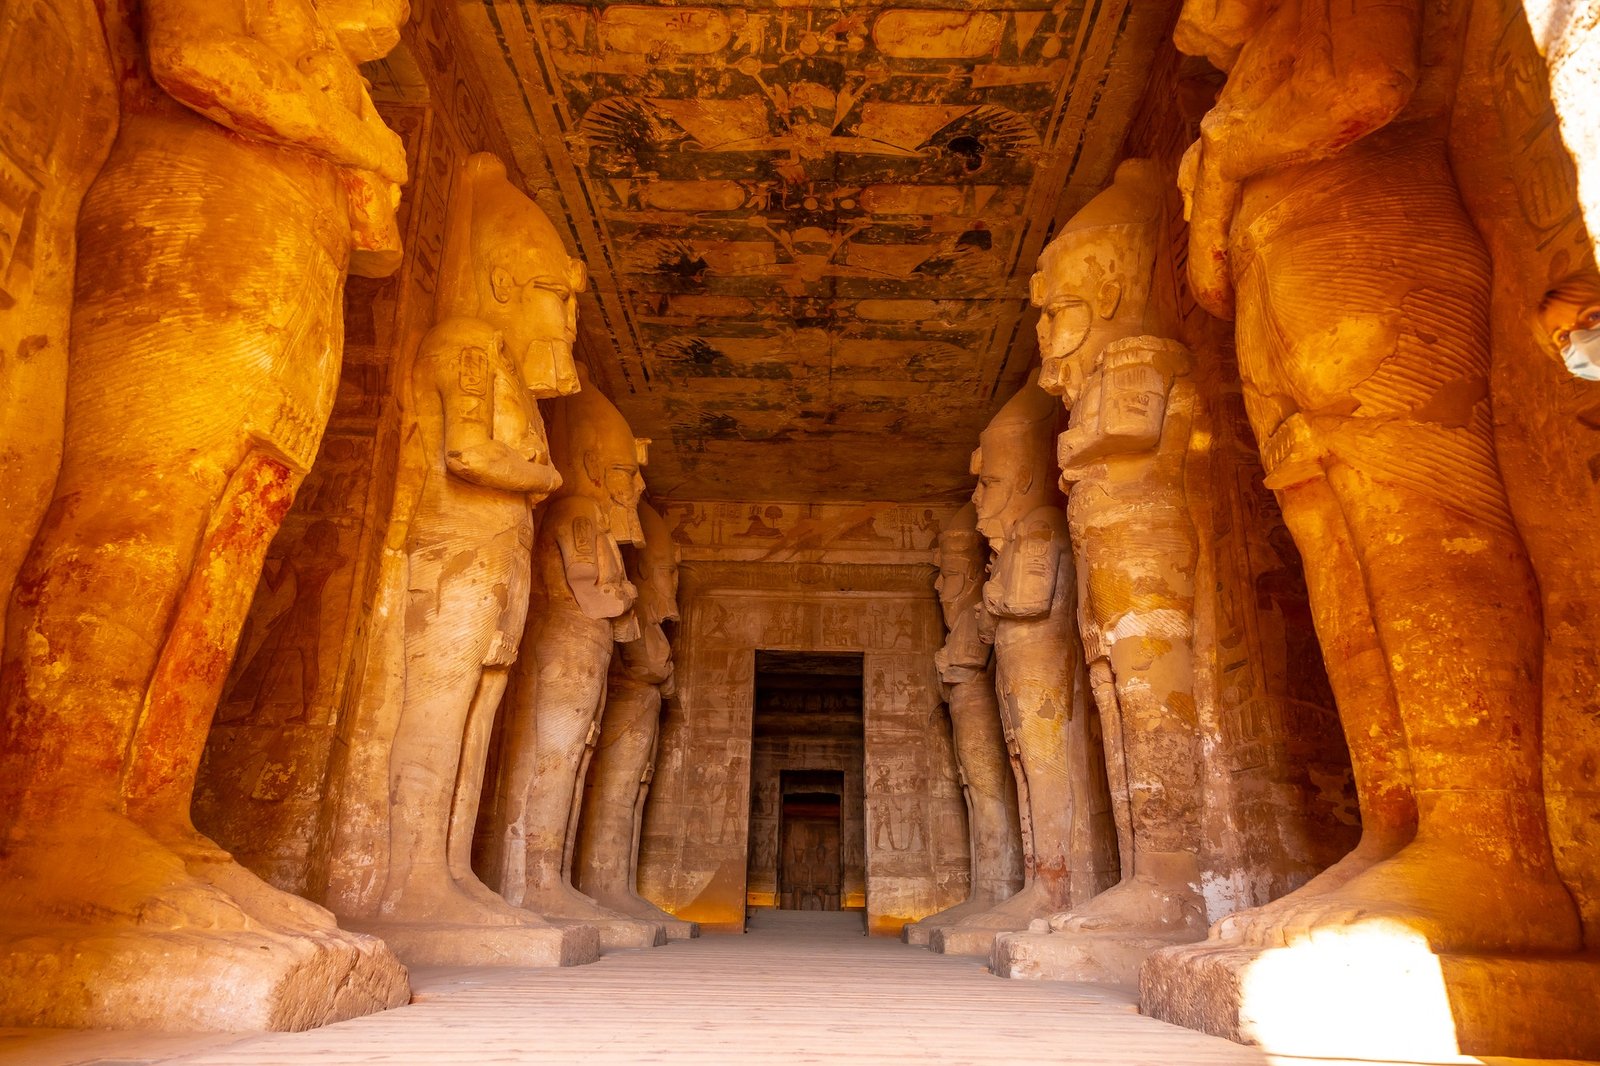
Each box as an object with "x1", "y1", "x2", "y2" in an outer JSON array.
[{"x1": 1, "y1": 909, "x2": 1589, "y2": 1065}]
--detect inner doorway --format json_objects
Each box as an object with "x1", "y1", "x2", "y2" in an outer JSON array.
[{"x1": 746, "y1": 651, "x2": 866, "y2": 914}]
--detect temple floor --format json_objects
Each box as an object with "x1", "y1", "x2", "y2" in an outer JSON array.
[{"x1": 1, "y1": 910, "x2": 1591, "y2": 1066}]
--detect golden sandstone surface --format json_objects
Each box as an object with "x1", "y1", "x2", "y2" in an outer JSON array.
[{"x1": 0, "y1": 0, "x2": 1598, "y2": 1060}]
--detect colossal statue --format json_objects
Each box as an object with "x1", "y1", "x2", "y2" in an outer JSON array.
[
  {"x1": 903, "y1": 504, "x2": 1025, "y2": 947},
  {"x1": 573, "y1": 501, "x2": 699, "y2": 940},
  {"x1": 993, "y1": 160, "x2": 1206, "y2": 985},
  {"x1": 486, "y1": 367, "x2": 664, "y2": 948},
  {"x1": 1170, "y1": 0, "x2": 1574, "y2": 955},
  {"x1": 0, "y1": 0, "x2": 410, "y2": 1029},
  {"x1": 1144, "y1": 0, "x2": 1591, "y2": 1054},
  {"x1": 931, "y1": 376, "x2": 1116, "y2": 956},
  {"x1": 338, "y1": 154, "x2": 599, "y2": 967}
]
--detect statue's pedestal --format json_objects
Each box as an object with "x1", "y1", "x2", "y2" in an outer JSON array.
[
  {"x1": 993, "y1": 927, "x2": 1195, "y2": 987},
  {"x1": 659, "y1": 918, "x2": 699, "y2": 941},
  {"x1": 928, "y1": 921, "x2": 1020, "y2": 957},
  {"x1": 550, "y1": 915, "x2": 665, "y2": 950},
  {"x1": 903, "y1": 898, "x2": 992, "y2": 947},
  {"x1": 1141, "y1": 938, "x2": 1600, "y2": 1061},
  {"x1": 346, "y1": 919, "x2": 599, "y2": 968},
  {"x1": 0, "y1": 926, "x2": 409, "y2": 1030}
]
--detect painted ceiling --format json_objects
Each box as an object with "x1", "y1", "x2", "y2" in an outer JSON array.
[{"x1": 453, "y1": 0, "x2": 1175, "y2": 502}]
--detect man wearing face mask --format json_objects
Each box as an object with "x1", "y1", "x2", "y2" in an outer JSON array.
[{"x1": 1539, "y1": 274, "x2": 1600, "y2": 381}]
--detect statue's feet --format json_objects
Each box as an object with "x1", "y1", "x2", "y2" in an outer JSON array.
[
  {"x1": 2, "y1": 809, "x2": 264, "y2": 933},
  {"x1": 154, "y1": 821, "x2": 341, "y2": 935},
  {"x1": 1239, "y1": 838, "x2": 1581, "y2": 954},
  {"x1": 1045, "y1": 872, "x2": 1206, "y2": 937},
  {"x1": 1211, "y1": 831, "x2": 1402, "y2": 942},
  {"x1": 519, "y1": 880, "x2": 630, "y2": 922},
  {"x1": 955, "y1": 876, "x2": 1069, "y2": 929},
  {"x1": 384, "y1": 871, "x2": 543, "y2": 928}
]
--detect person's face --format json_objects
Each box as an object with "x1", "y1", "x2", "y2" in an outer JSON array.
[
  {"x1": 934, "y1": 549, "x2": 973, "y2": 628},
  {"x1": 1034, "y1": 285, "x2": 1094, "y2": 402}
]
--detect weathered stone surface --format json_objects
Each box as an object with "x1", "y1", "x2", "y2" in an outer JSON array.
[{"x1": 0, "y1": 0, "x2": 411, "y2": 1029}]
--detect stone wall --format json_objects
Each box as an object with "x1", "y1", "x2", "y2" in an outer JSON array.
[{"x1": 638, "y1": 555, "x2": 969, "y2": 935}]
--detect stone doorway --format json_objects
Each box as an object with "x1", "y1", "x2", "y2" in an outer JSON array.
[
  {"x1": 778, "y1": 772, "x2": 846, "y2": 911},
  {"x1": 747, "y1": 652, "x2": 866, "y2": 916}
]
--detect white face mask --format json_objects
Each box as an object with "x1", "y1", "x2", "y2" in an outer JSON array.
[{"x1": 1561, "y1": 328, "x2": 1600, "y2": 381}]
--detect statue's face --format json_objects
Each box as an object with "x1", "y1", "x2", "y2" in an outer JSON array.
[
  {"x1": 640, "y1": 554, "x2": 681, "y2": 625},
  {"x1": 605, "y1": 459, "x2": 647, "y2": 545},
  {"x1": 490, "y1": 252, "x2": 585, "y2": 399},
  {"x1": 316, "y1": 0, "x2": 409, "y2": 63},
  {"x1": 934, "y1": 543, "x2": 982, "y2": 629},
  {"x1": 1032, "y1": 229, "x2": 1145, "y2": 404},
  {"x1": 971, "y1": 463, "x2": 1013, "y2": 543},
  {"x1": 1173, "y1": 0, "x2": 1269, "y2": 70}
]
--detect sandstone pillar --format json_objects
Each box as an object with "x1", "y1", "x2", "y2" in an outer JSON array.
[
  {"x1": 0, "y1": 0, "x2": 412, "y2": 1028},
  {"x1": 1141, "y1": 0, "x2": 1599, "y2": 1057},
  {"x1": 332, "y1": 153, "x2": 597, "y2": 968},
  {"x1": 573, "y1": 501, "x2": 699, "y2": 940},
  {"x1": 903, "y1": 504, "x2": 1024, "y2": 946},
  {"x1": 930, "y1": 376, "x2": 1117, "y2": 957},
  {"x1": 485, "y1": 369, "x2": 664, "y2": 949},
  {"x1": 994, "y1": 159, "x2": 1207, "y2": 986}
]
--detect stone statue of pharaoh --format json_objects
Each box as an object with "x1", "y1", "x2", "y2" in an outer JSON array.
[
  {"x1": 904, "y1": 504, "x2": 1025, "y2": 946},
  {"x1": 934, "y1": 375, "x2": 1115, "y2": 954},
  {"x1": 1024, "y1": 160, "x2": 1208, "y2": 967},
  {"x1": 573, "y1": 501, "x2": 698, "y2": 940},
  {"x1": 488, "y1": 368, "x2": 663, "y2": 948},
  {"x1": 362, "y1": 154, "x2": 590, "y2": 963},
  {"x1": 1174, "y1": 0, "x2": 1578, "y2": 952},
  {"x1": 0, "y1": 0, "x2": 411, "y2": 1029}
]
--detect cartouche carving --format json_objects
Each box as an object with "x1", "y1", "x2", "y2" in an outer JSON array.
[
  {"x1": 487, "y1": 367, "x2": 663, "y2": 948},
  {"x1": 1173, "y1": 0, "x2": 1578, "y2": 954},
  {"x1": 573, "y1": 501, "x2": 699, "y2": 940},
  {"x1": 995, "y1": 160, "x2": 1207, "y2": 983},
  {"x1": 0, "y1": 0, "x2": 409, "y2": 1029},
  {"x1": 904, "y1": 504, "x2": 1025, "y2": 946}
]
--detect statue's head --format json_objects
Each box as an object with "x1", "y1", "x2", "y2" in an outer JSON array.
[
  {"x1": 550, "y1": 364, "x2": 648, "y2": 544},
  {"x1": 316, "y1": 0, "x2": 409, "y2": 63},
  {"x1": 1173, "y1": 0, "x2": 1271, "y2": 70},
  {"x1": 438, "y1": 154, "x2": 586, "y2": 398},
  {"x1": 632, "y1": 500, "x2": 681, "y2": 626},
  {"x1": 934, "y1": 503, "x2": 986, "y2": 630},
  {"x1": 972, "y1": 372, "x2": 1057, "y2": 544},
  {"x1": 1032, "y1": 158, "x2": 1164, "y2": 405},
  {"x1": 1539, "y1": 272, "x2": 1600, "y2": 382}
]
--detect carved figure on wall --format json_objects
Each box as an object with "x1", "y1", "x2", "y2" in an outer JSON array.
[
  {"x1": 932, "y1": 375, "x2": 1116, "y2": 956},
  {"x1": 994, "y1": 160, "x2": 1207, "y2": 984},
  {"x1": 905, "y1": 504, "x2": 1026, "y2": 947},
  {"x1": 339, "y1": 154, "x2": 595, "y2": 966},
  {"x1": 0, "y1": 0, "x2": 411, "y2": 1029},
  {"x1": 573, "y1": 501, "x2": 699, "y2": 939},
  {"x1": 487, "y1": 367, "x2": 664, "y2": 948},
  {"x1": 1169, "y1": 0, "x2": 1577, "y2": 956}
]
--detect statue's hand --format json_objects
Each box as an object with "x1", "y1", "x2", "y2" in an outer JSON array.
[{"x1": 1179, "y1": 134, "x2": 1240, "y2": 321}]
